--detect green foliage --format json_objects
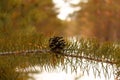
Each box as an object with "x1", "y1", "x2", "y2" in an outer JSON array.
[
  {"x1": 0, "y1": 35, "x2": 120, "y2": 79},
  {"x1": 0, "y1": 34, "x2": 65, "y2": 80}
]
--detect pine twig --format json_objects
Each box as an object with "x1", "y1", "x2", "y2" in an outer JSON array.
[
  {"x1": 62, "y1": 53, "x2": 117, "y2": 64},
  {"x1": 0, "y1": 49, "x2": 118, "y2": 64}
]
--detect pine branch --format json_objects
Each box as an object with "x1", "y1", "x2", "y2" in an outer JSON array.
[
  {"x1": 0, "y1": 49, "x2": 49, "y2": 55},
  {"x1": 62, "y1": 53, "x2": 117, "y2": 64},
  {"x1": 0, "y1": 49, "x2": 118, "y2": 65}
]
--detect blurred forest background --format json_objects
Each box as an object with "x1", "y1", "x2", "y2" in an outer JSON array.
[
  {"x1": 0, "y1": 0, "x2": 120, "y2": 80},
  {"x1": 0, "y1": 0, "x2": 64, "y2": 38},
  {"x1": 0, "y1": 0, "x2": 120, "y2": 41}
]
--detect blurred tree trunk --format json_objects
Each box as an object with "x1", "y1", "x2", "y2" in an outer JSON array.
[{"x1": 75, "y1": 0, "x2": 120, "y2": 41}]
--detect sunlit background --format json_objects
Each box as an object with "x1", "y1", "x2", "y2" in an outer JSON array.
[{"x1": 53, "y1": 0, "x2": 81, "y2": 20}]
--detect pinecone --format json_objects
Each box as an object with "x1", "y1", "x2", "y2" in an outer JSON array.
[{"x1": 49, "y1": 36, "x2": 66, "y2": 53}]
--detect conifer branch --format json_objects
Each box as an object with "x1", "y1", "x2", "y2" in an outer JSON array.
[
  {"x1": 0, "y1": 49, "x2": 118, "y2": 65},
  {"x1": 0, "y1": 49, "x2": 49, "y2": 55},
  {"x1": 62, "y1": 53, "x2": 117, "y2": 64}
]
